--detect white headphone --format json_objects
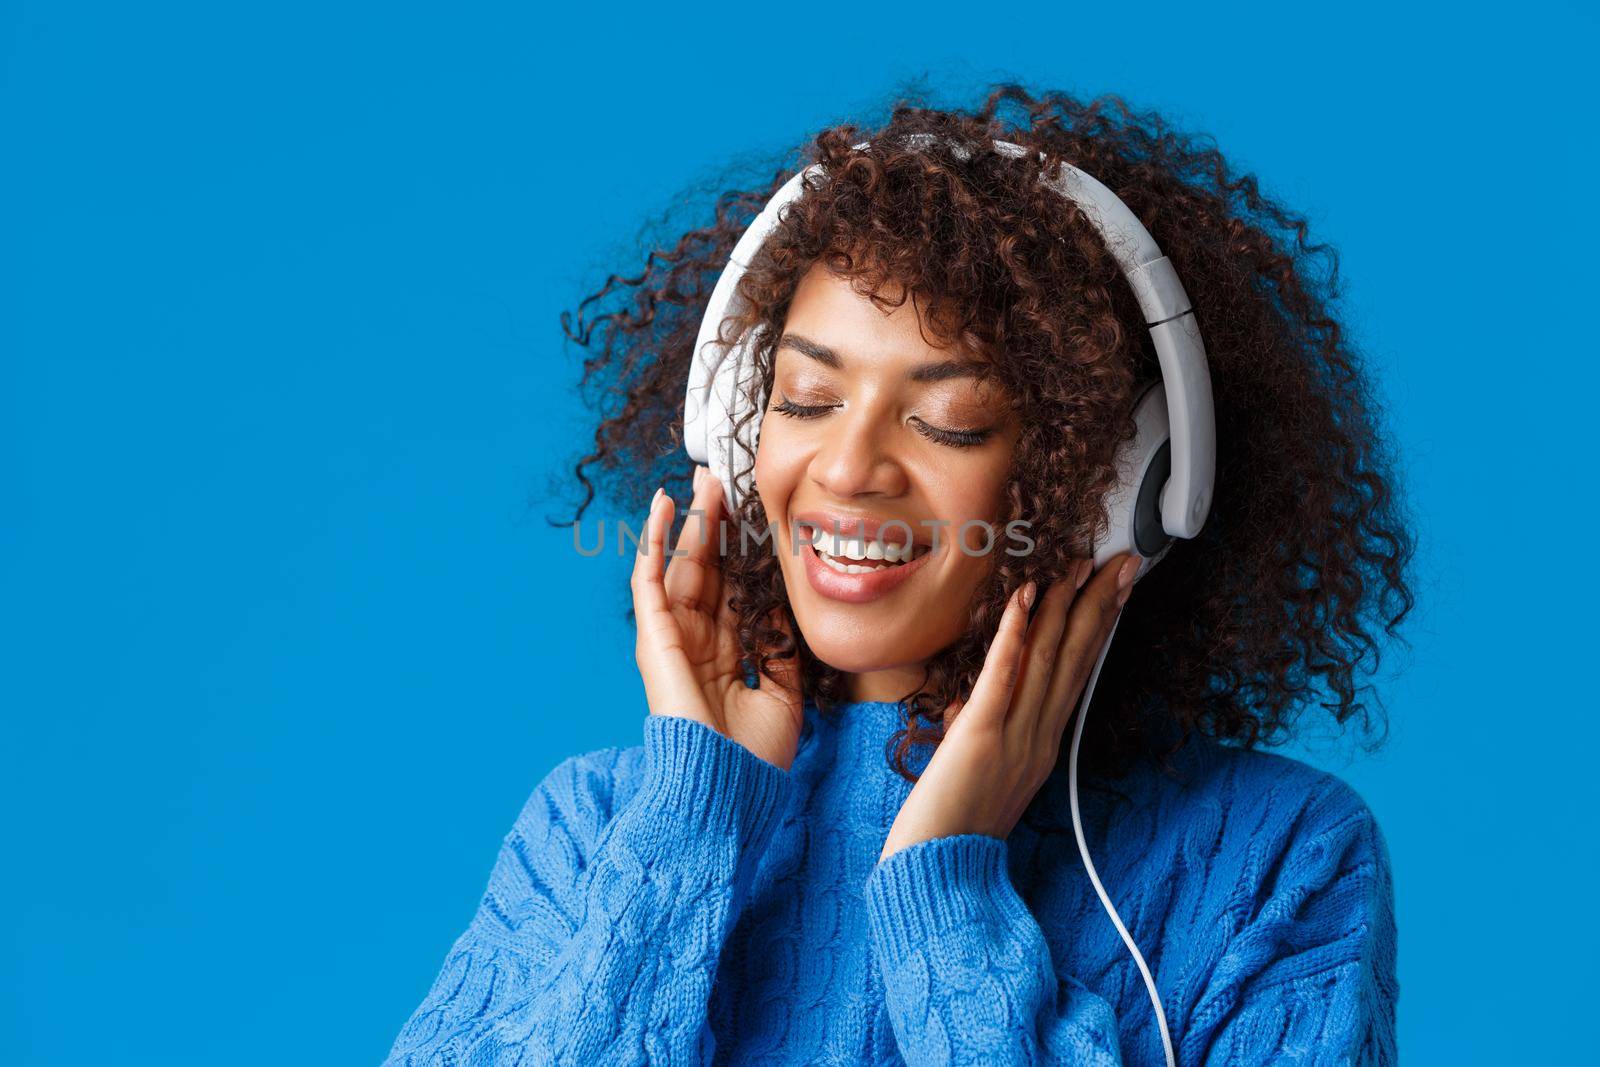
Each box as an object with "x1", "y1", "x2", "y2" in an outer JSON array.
[{"x1": 682, "y1": 134, "x2": 1215, "y2": 1067}]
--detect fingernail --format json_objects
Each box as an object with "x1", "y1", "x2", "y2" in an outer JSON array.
[
  {"x1": 651, "y1": 486, "x2": 663, "y2": 511},
  {"x1": 693, "y1": 466, "x2": 706, "y2": 491},
  {"x1": 1020, "y1": 581, "x2": 1037, "y2": 610},
  {"x1": 1074, "y1": 559, "x2": 1091, "y2": 589},
  {"x1": 1117, "y1": 554, "x2": 1141, "y2": 590}
]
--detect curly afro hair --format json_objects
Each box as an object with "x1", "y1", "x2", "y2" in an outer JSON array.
[{"x1": 553, "y1": 81, "x2": 1418, "y2": 789}]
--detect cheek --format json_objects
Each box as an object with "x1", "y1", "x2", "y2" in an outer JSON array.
[
  {"x1": 748, "y1": 415, "x2": 800, "y2": 486},
  {"x1": 929, "y1": 449, "x2": 1014, "y2": 525},
  {"x1": 932, "y1": 456, "x2": 1015, "y2": 570},
  {"x1": 753, "y1": 423, "x2": 805, "y2": 511}
]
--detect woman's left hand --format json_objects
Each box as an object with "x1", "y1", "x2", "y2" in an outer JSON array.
[{"x1": 878, "y1": 551, "x2": 1144, "y2": 863}]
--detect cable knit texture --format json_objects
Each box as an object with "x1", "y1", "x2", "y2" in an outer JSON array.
[{"x1": 383, "y1": 700, "x2": 1397, "y2": 1065}]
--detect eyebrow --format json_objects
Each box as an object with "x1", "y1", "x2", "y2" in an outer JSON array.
[{"x1": 777, "y1": 332, "x2": 985, "y2": 383}]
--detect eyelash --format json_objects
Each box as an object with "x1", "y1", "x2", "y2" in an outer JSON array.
[
  {"x1": 914, "y1": 420, "x2": 992, "y2": 449},
  {"x1": 771, "y1": 396, "x2": 994, "y2": 449}
]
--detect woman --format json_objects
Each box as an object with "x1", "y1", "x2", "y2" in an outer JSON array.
[{"x1": 384, "y1": 84, "x2": 1413, "y2": 1065}]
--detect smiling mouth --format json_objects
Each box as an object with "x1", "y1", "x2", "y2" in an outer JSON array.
[{"x1": 800, "y1": 524, "x2": 933, "y2": 575}]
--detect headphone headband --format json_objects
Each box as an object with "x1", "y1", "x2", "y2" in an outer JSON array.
[{"x1": 684, "y1": 135, "x2": 1215, "y2": 538}]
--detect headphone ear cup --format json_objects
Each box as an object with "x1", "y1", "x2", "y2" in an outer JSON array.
[
  {"x1": 1132, "y1": 440, "x2": 1176, "y2": 559},
  {"x1": 693, "y1": 331, "x2": 764, "y2": 517},
  {"x1": 1093, "y1": 381, "x2": 1176, "y2": 581}
]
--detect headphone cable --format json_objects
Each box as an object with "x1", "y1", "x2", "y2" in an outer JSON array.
[{"x1": 1068, "y1": 608, "x2": 1177, "y2": 1067}]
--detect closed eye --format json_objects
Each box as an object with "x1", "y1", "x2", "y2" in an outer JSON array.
[
  {"x1": 911, "y1": 417, "x2": 993, "y2": 449},
  {"x1": 774, "y1": 396, "x2": 994, "y2": 449},
  {"x1": 773, "y1": 396, "x2": 837, "y2": 419}
]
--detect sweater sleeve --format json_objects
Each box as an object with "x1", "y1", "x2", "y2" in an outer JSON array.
[
  {"x1": 381, "y1": 714, "x2": 794, "y2": 1066},
  {"x1": 864, "y1": 833, "x2": 1125, "y2": 1065},
  {"x1": 862, "y1": 777, "x2": 1397, "y2": 1067},
  {"x1": 1181, "y1": 778, "x2": 1398, "y2": 1066}
]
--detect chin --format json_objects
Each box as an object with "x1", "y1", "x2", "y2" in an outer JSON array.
[
  {"x1": 805, "y1": 644, "x2": 906, "y2": 677},
  {"x1": 791, "y1": 609, "x2": 952, "y2": 678}
]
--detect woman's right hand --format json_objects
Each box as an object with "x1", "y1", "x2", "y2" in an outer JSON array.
[{"x1": 631, "y1": 465, "x2": 805, "y2": 771}]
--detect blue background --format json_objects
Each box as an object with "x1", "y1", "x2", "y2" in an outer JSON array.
[{"x1": 4, "y1": 2, "x2": 1594, "y2": 1062}]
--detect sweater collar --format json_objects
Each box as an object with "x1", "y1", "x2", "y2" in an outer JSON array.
[{"x1": 799, "y1": 698, "x2": 937, "y2": 777}]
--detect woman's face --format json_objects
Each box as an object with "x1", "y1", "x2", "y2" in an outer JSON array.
[{"x1": 754, "y1": 263, "x2": 1020, "y2": 694}]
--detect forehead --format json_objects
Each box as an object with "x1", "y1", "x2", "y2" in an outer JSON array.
[{"x1": 782, "y1": 262, "x2": 975, "y2": 366}]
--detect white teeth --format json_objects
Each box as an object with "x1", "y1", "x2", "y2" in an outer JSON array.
[
  {"x1": 813, "y1": 528, "x2": 871, "y2": 561},
  {"x1": 806, "y1": 523, "x2": 919, "y2": 571},
  {"x1": 820, "y1": 554, "x2": 877, "y2": 575}
]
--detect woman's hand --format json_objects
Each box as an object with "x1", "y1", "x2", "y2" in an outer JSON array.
[
  {"x1": 878, "y1": 551, "x2": 1143, "y2": 862},
  {"x1": 631, "y1": 466, "x2": 806, "y2": 771}
]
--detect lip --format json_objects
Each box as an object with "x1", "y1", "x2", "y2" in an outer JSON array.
[{"x1": 797, "y1": 528, "x2": 935, "y2": 604}]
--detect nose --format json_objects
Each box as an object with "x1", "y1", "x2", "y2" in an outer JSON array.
[{"x1": 808, "y1": 402, "x2": 908, "y2": 500}]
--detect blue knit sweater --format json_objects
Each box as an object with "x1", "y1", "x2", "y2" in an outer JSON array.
[{"x1": 383, "y1": 700, "x2": 1396, "y2": 1064}]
